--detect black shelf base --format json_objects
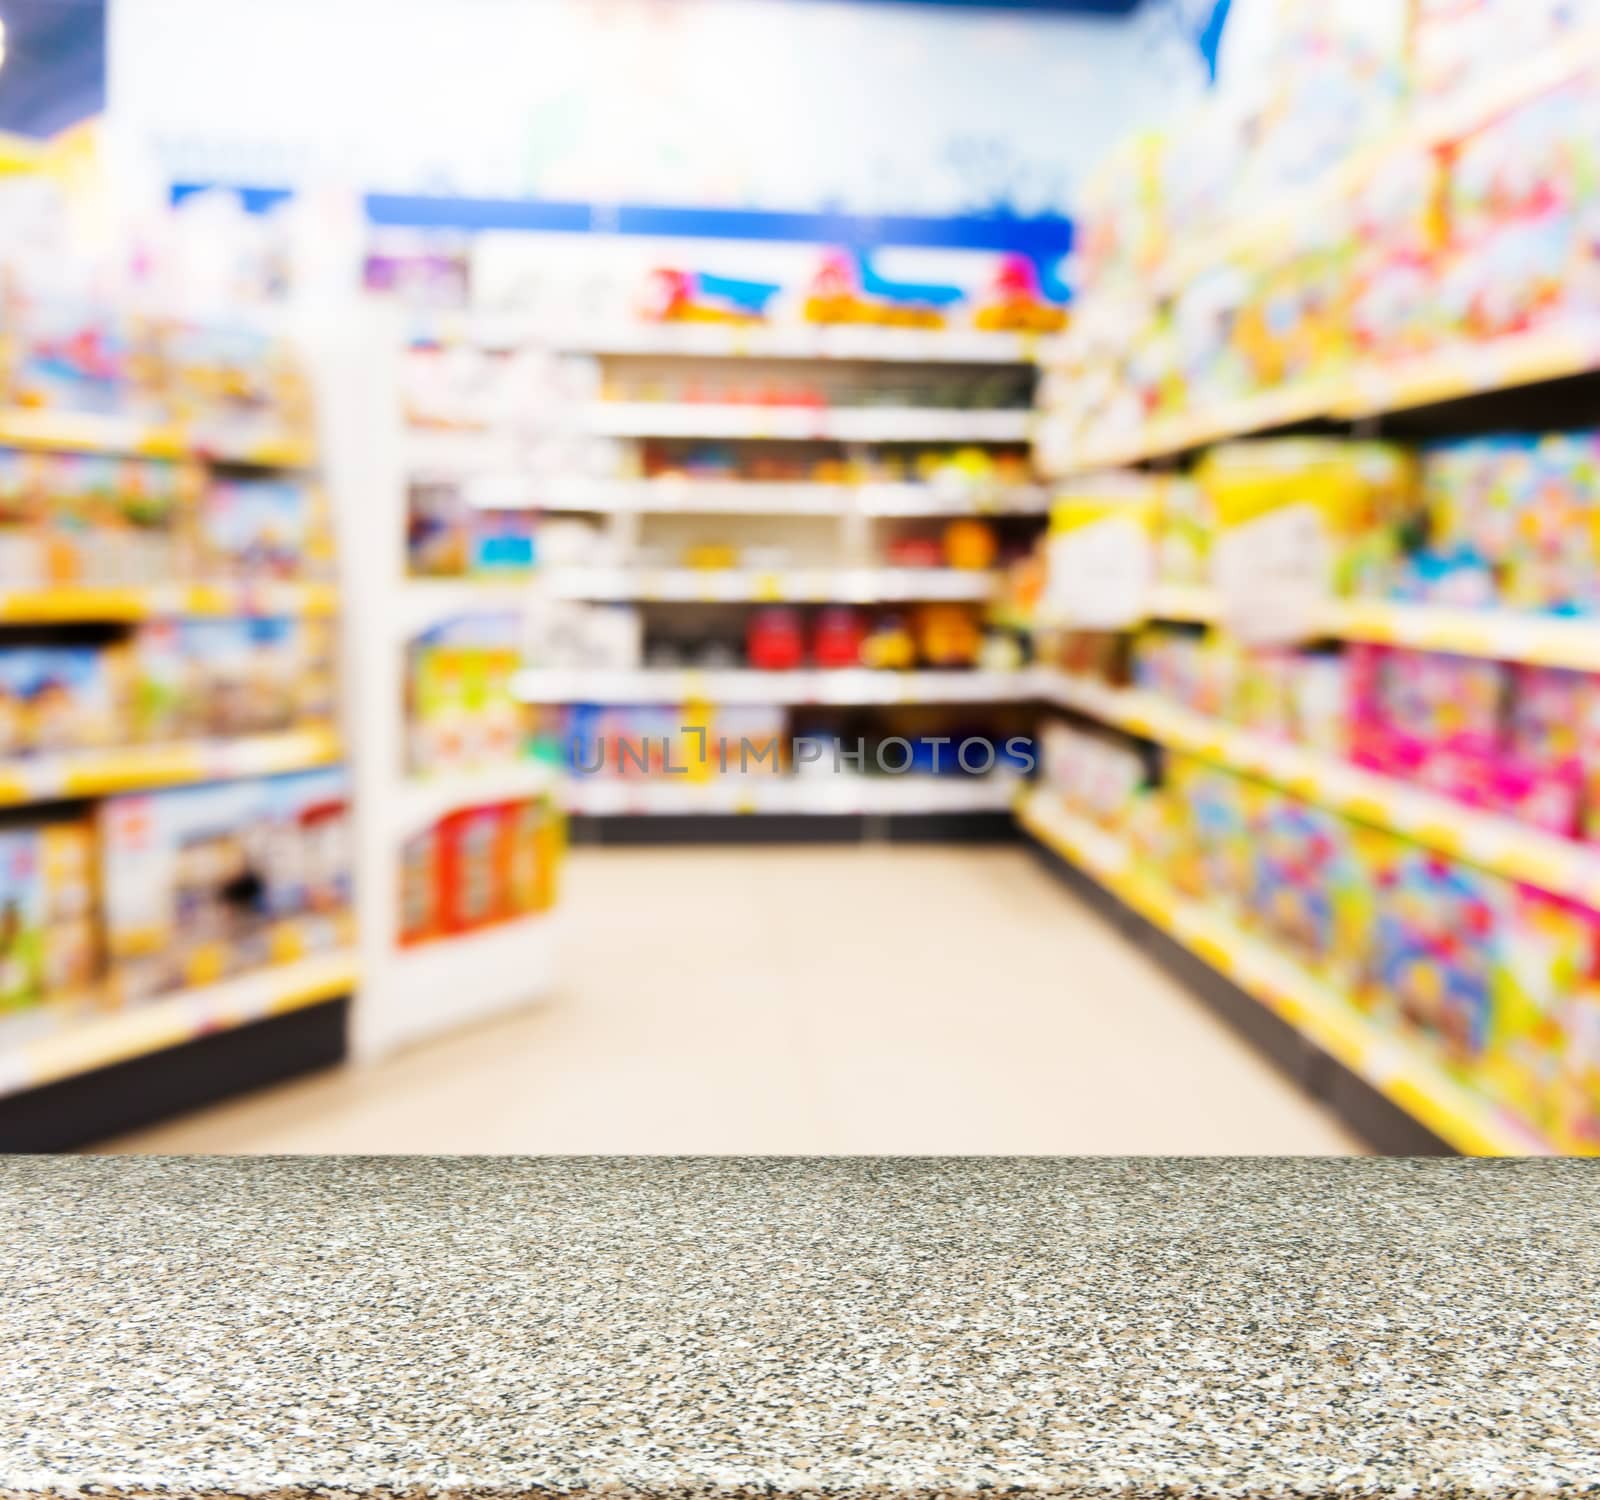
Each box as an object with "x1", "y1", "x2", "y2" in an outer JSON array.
[
  {"x1": 0, "y1": 996, "x2": 349, "y2": 1152},
  {"x1": 1021, "y1": 834, "x2": 1452, "y2": 1156},
  {"x1": 570, "y1": 811, "x2": 1019, "y2": 846}
]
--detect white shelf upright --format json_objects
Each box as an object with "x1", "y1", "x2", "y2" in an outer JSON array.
[{"x1": 311, "y1": 299, "x2": 558, "y2": 1061}]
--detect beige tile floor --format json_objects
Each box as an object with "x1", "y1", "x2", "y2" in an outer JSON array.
[{"x1": 106, "y1": 845, "x2": 1363, "y2": 1154}]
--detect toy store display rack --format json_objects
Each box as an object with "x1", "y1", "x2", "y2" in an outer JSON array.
[
  {"x1": 0, "y1": 306, "x2": 356, "y2": 1149},
  {"x1": 399, "y1": 245, "x2": 1067, "y2": 840},
  {"x1": 1014, "y1": 6, "x2": 1600, "y2": 1158},
  {"x1": 319, "y1": 302, "x2": 563, "y2": 1063}
]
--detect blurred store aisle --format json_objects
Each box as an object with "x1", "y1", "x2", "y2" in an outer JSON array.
[{"x1": 104, "y1": 846, "x2": 1360, "y2": 1154}]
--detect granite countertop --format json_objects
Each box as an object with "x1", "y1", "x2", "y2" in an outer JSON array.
[{"x1": 2, "y1": 1157, "x2": 1598, "y2": 1500}]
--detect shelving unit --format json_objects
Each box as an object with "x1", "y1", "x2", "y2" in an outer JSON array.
[
  {"x1": 403, "y1": 301, "x2": 1049, "y2": 839},
  {"x1": 1033, "y1": 670, "x2": 1600, "y2": 908},
  {"x1": 1037, "y1": 29, "x2": 1600, "y2": 478},
  {"x1": 0, "y1": 947, "x2": 357, "y2": 1101},
  {"x1": 1015, "y1": 789, "x2": 1549, "y2": 1157},
  {"x1": 1015, "y1": 21, "x2": 1600, "y2": 1158},
  {"x1": 0, "y1": 334, "x2": 356, "y2": 1147},
  {"x1": 321, "y1": 302, "x2": 562, "y2": 1060}
]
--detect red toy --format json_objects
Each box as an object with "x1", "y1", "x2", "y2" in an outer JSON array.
[
  {"x1": 746, "y1": 607, "x2": 806, "y2": 671},
  {"x1": 812, "y1": 607, "x2": 868, "y2": 669}
]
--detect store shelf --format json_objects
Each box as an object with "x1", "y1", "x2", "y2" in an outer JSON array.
[
  {"x1": 396, "y1": 761, "x2": 560, "y2": 837},
  {"x1": 511, "y1": 666, "x2": 1034, "y2": 706},
  {"x1": 1145, "y1": 587, "x2": 1600, "y2": 672},
  {"x1": 1046, "y1": 319, "x2": 1600, "y2": 474},
  {"x1": 1113, "y1": 30, "x2": 1600, "y2": 306},
  {"x1": 1338, "y1": 320, "x2": 1600, "y2": 419},
  {"x1": 467, "y1": 475, "x2": 1050, "y2": 517},
  {"x1": 0, "y1": 408, "x2": 315, "y2": 467},
  {"x1": 1038, "y1": 380, "x2": 1342, "y2": 474},
  {"x1": 1014, "y1": 788, "x2": 1549, "y2": 1156},
  {"x1": 0, "y1": 725, "x2": 343, "y2": 808},
  {"x1": 1144, "y1": 584, "x2": 1222, "y2": 623},
  {"x1": 0, "y1": 947, "x2": 358, "y2": 1101},
  {"x1": 542, "y1": 566, "x2": 999, "y2": 604},
  {"x1": 1040, "y1": 30, "x2": 1600, "y2": 477},
  {"x1": 858, "y1": 481, "x2": 1050, "y2": 516},
  {"x1": 492, "y1": 476, "x2": 856, "y2": 514},
  {"x1": 411, "y1": 313, "x2": 1042, "y2": 364},
  {"x1": 0, "y1": 581, "x2": 339, "y2": 622},
  {"x1": 405, "y1": 429, "x2": 531, "y2": 477},
  {"x1": 398, "y1": 578, "x2": 533, "y2": 636},
  {"x1": 566, "y1": 773, "x2": 1020, "y2": 817},
  {"x1": 585, "y1": 403, "x2": 1033, "y2": 443},
  {"x1": 1034, "y1": 670, "x2": 1600, "y2": 908}
]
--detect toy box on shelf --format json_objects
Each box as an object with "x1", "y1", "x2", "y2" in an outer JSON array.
[
  {"x1": 1040, "y1": 4, "x2": 1600, "y2": 463},
  {"x1": 398, "y1": 794, "x2": 562, "y2": 949},
  {"x1": 95, "y1": 767, "x2": 354, "y2": 1006},
  {"x1": 1051, "y1": 729, "x2": 1600, "y2": 1152}
]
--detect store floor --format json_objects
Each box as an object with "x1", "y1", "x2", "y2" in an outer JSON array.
[{"x1": 107, "y1": 845, "x2": 1362, "y2": 1154}]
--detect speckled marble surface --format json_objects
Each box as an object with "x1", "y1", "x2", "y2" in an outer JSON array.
[{"x1": 2, "y1": 1157, "x2": 1598, "y2": 1500}]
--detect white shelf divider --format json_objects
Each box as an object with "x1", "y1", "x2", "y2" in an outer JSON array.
[{"x1": 314, "y1": 298, "x2": 558, "y2": 1063}]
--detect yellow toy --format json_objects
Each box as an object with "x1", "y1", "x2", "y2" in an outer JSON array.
[{"x1": 943, "y1": 518, "x2": 998, "y2": 571}]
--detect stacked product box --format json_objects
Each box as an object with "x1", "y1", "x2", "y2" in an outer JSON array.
[
  {"x1": 398, "y1": 796, "x2": 563, "y2": 948},
  {"x1": 97, "y1": 769, "x2": 354, "y2": 1005}
]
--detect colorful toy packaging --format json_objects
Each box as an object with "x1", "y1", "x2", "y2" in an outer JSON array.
[
  {"x1": 1403, "y1": 434, "x2": 1600, "y2": 615},
  {"x1": 1133, "y1": 748, "x2": 1600, "y2": 1145},
  {"x1": 200, "y1": 477, "x2": 325, "y2": 581},
  {"x1": 1039, "y1": 720, "x2": 1150, "y2": 827},
  {"x1": 0, "y1": 818, "x2": 102, "y2": 1011},
  {"x1": 407, "y1": 614, "x2": 524, "y2": 774},
  {"x1": 1048, "y1": 6, "x2": 1600, "y2": 443},
  {"x1": 0, "y1": 448, "x2": 328, "y2": 592},
  {"x1": 1195, "y1": 441, "x2": 1422, "y2": 600},
  {"x1": 441, "y1": 798, "x2": 561, "y2": 933},
  {"x1": 0, "y1": 300, "x2": 314, "y2": 447},
  {"x1": 399, "y1": 795, "x2": 565, "y2": 949},
  {"x1": 2, "y1": 301, "x2": 139, "y2": 415},
  {"x1": 0, "y1": 831, "x2": 46, "y2": 1012},
  {"x1": 97, "y1": 769, "x2": 353, "y2": 1003}
]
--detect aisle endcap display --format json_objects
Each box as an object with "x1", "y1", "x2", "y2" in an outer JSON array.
[
  {"x1": 0, "y1": 948, "x2": 358, "y2": 1102},
  {"x1": 1015, "y1": 789, "x2": 1550, "y2": 1158}
]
